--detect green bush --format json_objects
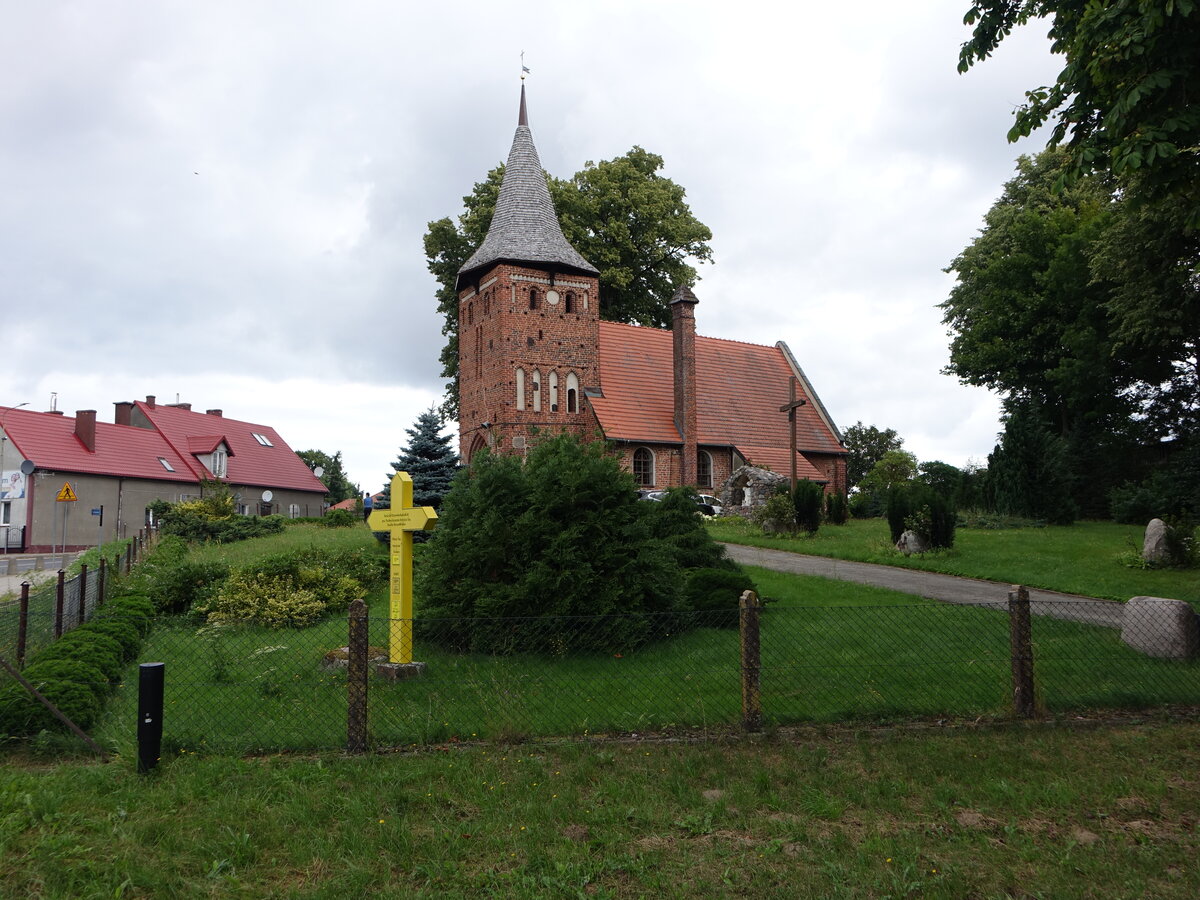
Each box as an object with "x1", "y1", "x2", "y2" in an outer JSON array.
[
  {"x1": 887, "y1": 483, "x2": 957, "y2": 549},
  {"x1": 824, "y1": 492, "x2": 848, "y2": 525},
  {"x1": 848, "y1": 491, "x2": 876, "y2": 519},
  {"x1": 75, "y1": 618, "x2": 141, "y2": 661},
  {"x1": 198, "y1": 572, "x2": 328, "y2": 628},
  {"x1": 682, "y1": 567, "x2": 758, "y2": 628},
  {"x1": 416, "y1": 434, "x2": 687, "y2": 655},
  {"x1": 20, "y1": 660, "x2": 111, "y2": 703},
  {"x1": 40, "y1": 631, "x2": 124, "y2": 682},
  {"x1": 792, "y1": 481, "x2": 824, "y2": 534},
  {"x1": 644, "y1": 488, "x2": 734, "y2": 572},
  {"x1": 322, "y1": 509, "x2": 358, "y2": 528},
  {"x1": 94, "y1": 601, "x2": 153, "y2": 638},
  {"x1": 0, "y1": 679, "x2": 100, "y2": 736},
  {"x1": 753, "y1": 489, "x2": 798, "y2": 533}
]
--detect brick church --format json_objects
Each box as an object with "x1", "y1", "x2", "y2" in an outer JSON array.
[{"x1": 455, "y1": 86, "x2": 847, "y2": 497}]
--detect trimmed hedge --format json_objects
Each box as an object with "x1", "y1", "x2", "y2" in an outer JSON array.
[{"x1": 0, "y1": 590, "x2": 155, "y2": 740}]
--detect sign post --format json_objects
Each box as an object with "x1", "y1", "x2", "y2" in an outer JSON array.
[
  {"x1": 367, "y1": 471, "x2": 437, "y2": 677},
  {"x1": 55, "y1": 482, "x2": 78, "y2": 553}
]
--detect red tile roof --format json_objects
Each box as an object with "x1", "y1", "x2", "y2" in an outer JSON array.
[
  {"x1": 0, "y1": 408, "x2": 195, "y2": 482},
  {"x1": 591, "y1": 322, "x2": 845, "y2": 471},
  {"x1": 135, "y1": 402, "x2": 326, "y2": 494}
]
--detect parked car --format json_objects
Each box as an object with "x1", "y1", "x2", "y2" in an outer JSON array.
[{"x1": 637, "y1": 489, "x2": 722, "y2": 516}]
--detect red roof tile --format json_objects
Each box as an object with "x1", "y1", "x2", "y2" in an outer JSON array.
[
  {"x1": 136, "y1": 403, "x2": 326, "y2": 494},
  {"x1": 0, "y1": 408, "x2": 195, "y2": 482},
  {"x1": 592, "y1": 322, "x2": 845, "y2": 462}
]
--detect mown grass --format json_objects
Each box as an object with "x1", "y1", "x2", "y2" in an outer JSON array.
[
  {"x1": 3, "y1": 721, "x2": 1198, "y2": 897},
  {"x1": 708, "y1": 516, "x2": 1200, "y2": 604},
  {"x1": 87, "y1": 555, "x2": 1200, "y2": 754}
]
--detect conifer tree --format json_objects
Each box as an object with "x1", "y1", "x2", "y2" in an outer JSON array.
[{"x1": 378, "y1": 409, "x2": 460, "y2": 510}]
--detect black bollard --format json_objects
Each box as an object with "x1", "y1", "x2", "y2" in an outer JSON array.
[{"x1": 137, "y1": 663, "x2": 165, "y2": 773}]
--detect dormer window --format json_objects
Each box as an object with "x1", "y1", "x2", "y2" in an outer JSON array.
[{"x1": 211, "y1": 448, "x2": 228, "y2": 477}]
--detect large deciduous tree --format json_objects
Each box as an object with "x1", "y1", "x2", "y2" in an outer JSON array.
[
  {"x1": 959, "y1": 0, "x2": 1200, "y2": 220},
  {"x1": 424, "y1": 147, "x2": 713, "y2": 417},
  {"x1": 842, "y1": 422, "x2": 905, "y2": 489},
  {"x1": 296, "y1": 450, "x2": 360, "y2": 504}
]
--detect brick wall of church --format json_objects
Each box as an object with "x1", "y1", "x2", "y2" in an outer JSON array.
[{"x1": 458, "y1": 263, "x2": 601, "y2": 461}]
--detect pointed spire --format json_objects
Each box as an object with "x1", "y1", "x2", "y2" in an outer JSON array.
[{"x1": 456, "y1": 87, "x2": 598, "y2": 290}]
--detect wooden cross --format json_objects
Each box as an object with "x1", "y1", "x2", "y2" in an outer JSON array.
[
  {"x1": 778, "y1": 376, "x2": 807, "y2": 491},
  {"x1": 367, "y1": 471, "x2": 438, "y2": 664}
]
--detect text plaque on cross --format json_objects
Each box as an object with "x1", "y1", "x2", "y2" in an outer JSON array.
[{"x1": 366, "y1": 471, "x2": 437, "y2": 664}]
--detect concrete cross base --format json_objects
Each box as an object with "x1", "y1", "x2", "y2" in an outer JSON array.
[{"x1": 375, "y1": 661, "x2": 428, "y2": 681}]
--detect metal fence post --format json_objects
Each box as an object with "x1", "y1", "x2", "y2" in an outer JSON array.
[
  {"x1": 1009, "y1": 584, "x2": 1035, "y2": 718},
  {"x1": 54, "y1": 570, "x2": 65, "y2": 638},
  {"x1": 347, "y1": 598, "x2": 369, "y2": 753},
  {"x1": 77, "y1": 564, "x2": 89, "y2": 627},
  {"x1": 17, "y1": 582, "x2": 30, "y2": 667},
  {"x1": 740, "y1": 590, "x2": 763, "y2": 732}
]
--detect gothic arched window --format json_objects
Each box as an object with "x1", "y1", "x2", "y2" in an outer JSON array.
[
  {"x1": 529, "y1": 288, "x2": 540, "y2": 310},
  {"x1": 564, "y1": 292, "x2": 576, "y2": 313},
  {"x1": 697, "y1": 450, "x2": 713, "y2": 488},
  {"x1": 633, "y1": 448, "x2": 655, "y2": 486},
  {"x1": 565, "y1": 372, "x2": 580, "y2": 413},
  {"x1": 516, "y1": 367, "x2": 526, "y2": 409}
]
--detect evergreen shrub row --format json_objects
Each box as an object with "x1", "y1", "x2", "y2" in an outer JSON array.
[{"x1": 0, "y1": 593, "x2": 154, "y2": 738}]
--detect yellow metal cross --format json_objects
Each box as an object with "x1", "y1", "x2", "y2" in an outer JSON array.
[{"x1": 367, "y1": 471, "x2": 437, "y2": 663}]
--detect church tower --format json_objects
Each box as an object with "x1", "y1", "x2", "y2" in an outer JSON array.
[{"x1": 455, "y1": 86, "x2": 602, "y2": 462}]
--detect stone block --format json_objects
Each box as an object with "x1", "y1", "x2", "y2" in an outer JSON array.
[
  {"x1": 896, "y1": 530, "x2": 928, "y2": 556},
  {"x1": 375, "y1": 661, "x2": 428, "y2": 681},
  {"x1": 1143, "y1": 518, "x2": 1170, "y2": 564},
  {"x1": 1121, "y1": 596, "x2": 1199, "y2": 659}
]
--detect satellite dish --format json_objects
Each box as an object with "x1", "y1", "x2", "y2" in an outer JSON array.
[
  {"x1": 19, "y1": 459, "x2": 35, "y2": 476},
  {"x1": 261, "y1": 490, "x2": 273, "y2": 502},
  {"x1": 313, "y1": 466, "x2": 324, "y2": 478}
]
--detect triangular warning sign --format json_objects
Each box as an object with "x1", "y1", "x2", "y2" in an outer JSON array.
[{"x1": 56, "y1": 482, "x2": 78, "y2": 502}]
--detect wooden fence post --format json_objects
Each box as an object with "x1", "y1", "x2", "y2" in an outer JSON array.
[
  {"x1": 17, "y1": 582, "x2": 30, "y2": 667},
  {"x1": 54, "y1": 570, "x2": 65, "y2": 638},
  {"x1": 347, "y1": 598, "x2": 369, "y2": 753},
  {"x1": 1009, "y1": 584, "x2": 1035, "y2": 718},
  {"x1": 740, "y1": 590, "x2": 763, "y2": 732},
  {"x1": 124, "y1": 542, "x2": 132, "y2": 575}
]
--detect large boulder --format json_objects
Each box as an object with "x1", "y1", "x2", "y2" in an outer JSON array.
[
  {"x1": 1143, "y1": 518, "x2": 1170, "y2": 564},
  {"x1": 1121, "y1": 596, "x2": 1199, "y2": 659},
  {"x1": 895, "y1": 530, "x2": 929, "y2": 556}
]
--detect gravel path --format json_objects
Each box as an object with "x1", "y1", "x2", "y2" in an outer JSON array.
[{"x1": 721, "y1": 543, "x2": 1126, "y2": 629}]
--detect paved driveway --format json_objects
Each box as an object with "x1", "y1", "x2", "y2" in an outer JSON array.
[{"x1": 721, "y1": 543, "x2": 1125, "y2": 629}]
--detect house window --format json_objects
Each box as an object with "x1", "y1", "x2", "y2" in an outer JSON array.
[
  {"x1": 157, "y1": 457, "x2": 175, "y2": 472},
  {"x1": 633, "y1": 448, "x2": 655, "y2": 486},
  {"x1": 697, "y1": 450, "x2": 713, "y2": 488},
  {"x1": 529, "y1": 288, "x2": 540, "y2": 310},
  {"x1": 516, "y1": 367, "x2": 526, "y2": 409},
  {"x1": 288, "y1": 503, "x2": 300, "y2": 519},
  {"x1": 564, "y1": 292, "x2": 576, "y2": 313},
  {"x1": 252, "y1": 433, "x2": 274, "y2": 447},
  {"x1": 211, "y1": 449, "x2": 228, "y2": 477},
  {"x1": 1, "y1": 501, "x2": 10, "y2": 525}
]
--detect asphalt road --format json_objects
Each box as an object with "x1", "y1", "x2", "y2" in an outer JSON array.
[{"x1": 721, "y1": 543, "x2": 1126, "y2": 629}]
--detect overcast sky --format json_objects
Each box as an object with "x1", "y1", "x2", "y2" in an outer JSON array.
[{"x1": 2, "y1": 1, "x2": 1064, "y2": 493}]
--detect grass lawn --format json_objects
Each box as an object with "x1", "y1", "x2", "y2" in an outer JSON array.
[
  {"x1": 708, "y1": 516, "x2": 1200, "y2": 605},
  {"x1": 89, "y1": 553, "x2": 1200, "y2": 754},
  {"x1": 3, "y1": 721, "x2": 1198, "y2": 898}
]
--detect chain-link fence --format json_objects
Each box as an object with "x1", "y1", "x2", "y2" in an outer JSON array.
[{"x1": 37, "y1": 590, "x2": 1189, "y2": 754}]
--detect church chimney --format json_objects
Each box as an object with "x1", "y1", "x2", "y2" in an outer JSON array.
[
  {"x1": 75, "y1": 409, "x2": 97, "y2": 452},
  {"x1": 671, "y1": 285, "x2": 699, "y2": 486}
]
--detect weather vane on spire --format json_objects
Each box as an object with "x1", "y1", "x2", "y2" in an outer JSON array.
[{"x1": 521, "y1": 51, "x2": 530, "y2": 81}]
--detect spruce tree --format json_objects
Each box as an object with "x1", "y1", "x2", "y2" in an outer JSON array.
[{"x1": 379, "y1": 409, "x2": 460, "y2": 510}]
